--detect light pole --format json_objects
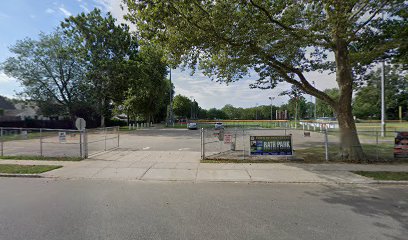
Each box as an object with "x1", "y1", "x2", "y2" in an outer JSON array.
[
  {"x1": 190, "y1": 96, "x2": 194, "y2": 120},
  {"x1": 269, "y1": 97, "x2": 275, "y2": 120},
  {"x1": 168, "y1": 68, "x2": 174, "y2": 126},
  {"x1": 313, "y1": 81, "x2": 317, "y2": 120},
  {"x1": 381, "y1": 60, "x2": 386, "y2": 136}
]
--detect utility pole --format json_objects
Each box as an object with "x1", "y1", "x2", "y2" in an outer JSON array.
[
  {"x1": 190, "y1": 96, "x2": 194, "y2": 120},
  {"x1": 381, "y1": 60, "x2": 386, "y2": 137},
  {"x1": 313, "y1": 81, "x2": 317, "y2": 120},
  {"x1": 168, "y1": 68, "x2": 174, "y2": 126},
  {"x1": 380, "y1": 12, "x2": 386, "y2": 137},
  {"x1": 269, "y1": 97, "x2": 275, "y2": 120}
]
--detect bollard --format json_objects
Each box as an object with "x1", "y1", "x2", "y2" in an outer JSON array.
[
  {"x1": 324, "y1": 129, "x2": 329, "y2": 161},
  {"x1": 0, "y1": 127, "x2": 3, "y2": 157},
  {"x1": 200, "y1": 128, "x2": 205, "y2": 160}
]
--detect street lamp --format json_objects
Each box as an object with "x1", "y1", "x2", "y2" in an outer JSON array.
[
  {"x1": 190, "y1": 96, "x2": 194, "y2": 120},
  {"x1": 312, "y1": 81, "x2": 317, "y2": 120},
  {"x1": 381, "y1": 60, "x2": 386, "y2": 136},
  {"x1": 269, "y1": 97, "x2": 275, "y2": 120}
]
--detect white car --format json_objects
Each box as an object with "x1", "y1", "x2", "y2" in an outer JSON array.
[
  {"x1": 214, "y1": 122, "x2": 224, "y2": 130},
  {"x1": 187, "y1": 122, "x2": 198, "y2": 130}
]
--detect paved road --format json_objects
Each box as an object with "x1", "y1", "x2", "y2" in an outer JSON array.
[{"x1": 0, "y1": 179, "x2": 406, "y2": 240}]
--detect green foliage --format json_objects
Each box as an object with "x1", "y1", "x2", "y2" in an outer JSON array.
[
  {"x1": 1, "y1": 30, "x2": 88, "y2": 119},
  {"x1": 124, "y1": 0, "x2": 406, "y2": 101},
  {"x1": 316, "y1": 88, "x2": 339, "y2": 118},
  {"x1": 124, "y1": 45, "x2": 169, "y2": 122},
  {"x1": 61, "y1": 8, "x2": 139, "y2": 125},
  {"x1": 353, "y1": 65, "x2": 408, "y2": 119},
  {"x1": 173, "y1": 94, "x2": 192, "y2": 118}
]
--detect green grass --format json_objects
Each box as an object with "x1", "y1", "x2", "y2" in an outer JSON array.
[
  {"x1": 295, "y1": 143, "x2": 397, "y2": 162},
  {"x1": 352, "y1": 171, "x2": 408, "y2": 181},
  {"x1": 0, "y1": 164, "x2": 62, "y2": 174},
  {"x1": 201, "y1": 158, "x2": 303, "y2": 163},
  {"x1": 0, "y1": 155, "x2": 83, "y2": 161}
]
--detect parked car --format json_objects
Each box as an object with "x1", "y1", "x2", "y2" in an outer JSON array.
[
  {"x1": 214, "y1": 122, "x2": 224, "y2": 130},
  {"x1": 187, "y1": 122, "x2": 198, "y2": 130},
  {"x1": 394, "y1": 132, "x2": 408, "y2": 158}
]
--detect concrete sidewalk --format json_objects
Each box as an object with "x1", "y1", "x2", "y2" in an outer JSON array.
[
  {"x1": 27, "y1": 151, "x2": 408, "y2": 183},
  {"x1": 2, "y1": 150, "x2": 408, "y2": 183}
]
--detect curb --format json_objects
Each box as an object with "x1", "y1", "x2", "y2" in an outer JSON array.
[{"x1": 0, "y1": 174, "x2": 43, "y2": 178}]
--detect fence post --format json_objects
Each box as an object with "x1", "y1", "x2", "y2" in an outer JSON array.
[
  {"x1": 0, "y1": 127, "x2": 3, "y2": 157},
  {"x1": 242, "y1": 128, "x2": 245, "y2": 160},
  {"x1": 84, "y1": 129, "x2": 88, "y2": 158},
  {"x1": 201, "y1": 128, "x2": 205, "y2": 160},
  {"x1": 40, "y1": 128, "x2": 43, "y2": 157},
  {"x1": 104, "y1": 128, "x2": 107, "y2": 151},
  {"x1": 324, "y1": 129, "x2": 329, "y2": 161},
  {"x1": 117, "y1": 126, "x2": 120, "y2": 148},
  {"x1": 376, "y1": 131, "x2": 379, "y2": 161},
  {"x1": 80, "y1": 129, "x2": 83, "y2": 158}
]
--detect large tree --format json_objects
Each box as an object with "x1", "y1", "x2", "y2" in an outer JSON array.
[
  {"x1": 124, "y1": 45, "x2": 170, "y2": 123},
  {"x1": 124, "y1": 0, "x2": 407, "y2": 160},
  {"x1": 61, "y1": 8, "x2": 139, "y2": 127},
  {"x1": 1, "y1": 30, "x2": 88, "y2": 120},
  {"x1": 173, "y1": 94, "x2": 192, "y2": 118}
]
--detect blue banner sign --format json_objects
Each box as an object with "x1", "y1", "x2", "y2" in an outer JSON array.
[{"x1": 250, "y1": 136, "x2": 292, "y2": 156}]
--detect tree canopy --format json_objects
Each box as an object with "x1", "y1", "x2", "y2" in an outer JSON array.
[
  {"x1": 1, "y1": 30, "x2": 88, "y2": 120},
  {"x1": 124, "y1": 0, "x2": 407, "y2": 160}
]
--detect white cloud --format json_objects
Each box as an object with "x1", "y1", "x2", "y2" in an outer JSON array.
[
  {"x1": 94, "y1": 0, "x2": 130, "y2": 25},
  {"x1": 0, "y1": 72, "x2": 14, "y2": 84},
  {"x1": 59, "y1": 6, "x2": 72, "y2": 17},
  {"x1": 171, "y1": 67, "x2": 337, "y2": 109},
  {"x1": 45, "y1": 8, "x2": 55, "y2": 14},
  {"x1": 172, "y1": 69, "x2": 289, "y2": 109},
  {"x1": 80, "y1": 4, "x2": 90, "y2": 13}
]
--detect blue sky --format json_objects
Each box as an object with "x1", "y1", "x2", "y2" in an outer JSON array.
[{"x1": 0, "y1": 0, "x2": 337, "y2": 109}]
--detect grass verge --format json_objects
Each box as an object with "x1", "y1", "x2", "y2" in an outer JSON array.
[
  {"x1": 0, "y1": 164, "x2": 62, "y2": 174},
  {"x1": 201, "y1": 159, "x2": 303, "y2": 163},
  {"x1": 0, "y1": 155, "x2": 83, "y2": 161},
  {"x1": 295, "y1": 144, "x2": 398, "y2": 162},
  {"x1": 352, "y1": 171, "x2": 408, "y2": 181}
]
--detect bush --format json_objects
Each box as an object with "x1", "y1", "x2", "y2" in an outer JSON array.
[{"x1": 107, "y1": 118, "x2": 128, "y2": 127}]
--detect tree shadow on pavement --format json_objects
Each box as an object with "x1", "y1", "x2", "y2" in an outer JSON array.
[{"x1": 306, "y1": 184, "x2": 408, "y2": 240}]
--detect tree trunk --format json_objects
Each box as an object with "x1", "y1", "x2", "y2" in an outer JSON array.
[
  {"x1": 336, "y1": 104, "x2": 365, "y2": 161},
  {"x1": 334, "y1": 37, "x2": 365, "y2": 161}
]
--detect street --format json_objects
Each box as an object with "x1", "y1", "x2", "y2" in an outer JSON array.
[{"x1": 0, "y1": 178, "x2": 406, "y2": 240}]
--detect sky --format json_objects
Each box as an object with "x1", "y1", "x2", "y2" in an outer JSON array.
[{"x1": 0, "y1": 0, "x2": 337, "y2": 109}]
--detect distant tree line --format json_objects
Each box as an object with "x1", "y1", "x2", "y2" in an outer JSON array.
[{"x1": 173, "y1": 65, "x2": 407, "y2": 121}]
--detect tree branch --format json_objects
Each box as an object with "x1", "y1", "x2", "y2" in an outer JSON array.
[{"x1": 352, "y1": 0, "x2": 389, "y2": 36}]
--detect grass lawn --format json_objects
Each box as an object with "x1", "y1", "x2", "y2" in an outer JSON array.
[
  {"x1": 352, "y1": 171, "x2": 408, "y2": 181},
  {"x1": 0, "y1": 155, "x2": 83, "y2": 161},
  {"x1": 295, "y1": 143, "x2": 396, "y2": 162},
  {"x1": 0, "y1": 164, "x2": 62, "y2": 174}
]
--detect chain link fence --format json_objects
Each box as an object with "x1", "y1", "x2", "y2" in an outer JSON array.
[
  {"x1": 0, "y1": 126, "x2": 119, "y2": 159},
  {"x1": 201, "y1": 127, "x2": 403, "y2": 162},
  {"x1": 86, "y1": 127, "x2": 120, "y2": 156}
]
